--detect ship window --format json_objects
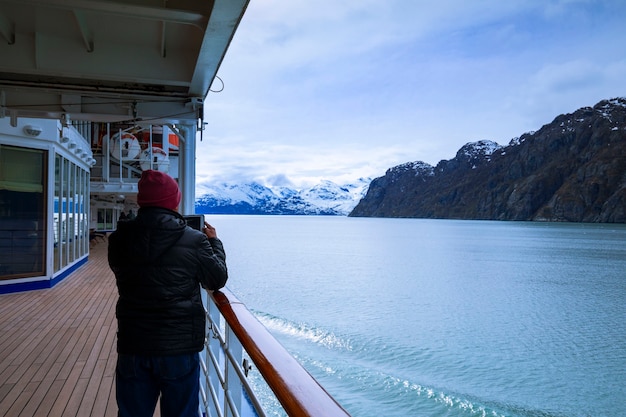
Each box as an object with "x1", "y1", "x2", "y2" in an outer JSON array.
[
  {"x1": 53, "y1": 154, "x2": 90, "y2": 274},
  {"x1": 97, "y1": 208, "x2": 115, "y2": 231},
  {"x1": 0, "y1": 145, "x2": 46, "y2": 280}
]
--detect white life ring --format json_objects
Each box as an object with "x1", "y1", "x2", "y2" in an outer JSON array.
[
  {"x1": 109, "y1": 132, "x2": 141, "y2": 160},
  {"x1": 139, "y1": 147, "x2": 170, "y2": 172}
]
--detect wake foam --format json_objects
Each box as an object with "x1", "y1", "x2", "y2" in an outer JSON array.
[
  {"x1": 254, "y1": 311, "x2": 354, "y2": 350},
  {"x1": 250, "y1": 310, "x2": 520, "y2": 416}
]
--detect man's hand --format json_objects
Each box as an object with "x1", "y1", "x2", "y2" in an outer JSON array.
[{"x1": 203, "y1": 222, "x2": 218, "y2": 239}]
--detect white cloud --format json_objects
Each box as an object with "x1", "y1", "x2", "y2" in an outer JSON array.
[{"x1": 197, "y1": 0, "x2": 626, "y2": 192}]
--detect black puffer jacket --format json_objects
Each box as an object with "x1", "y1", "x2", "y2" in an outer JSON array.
[{"x1": 108, "y1": 207, "x2": 228, "y2": 355}]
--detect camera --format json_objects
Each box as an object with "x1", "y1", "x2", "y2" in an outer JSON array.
[{"x1": 183, "y1": 214, "x2": 205, "y2": 231}]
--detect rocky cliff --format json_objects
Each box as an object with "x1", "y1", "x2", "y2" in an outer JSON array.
[{"x1": 350, "y1": 98, "x2": 626, "y2": 222}]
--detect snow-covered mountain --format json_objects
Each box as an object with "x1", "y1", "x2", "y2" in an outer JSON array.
[{"x1": 195, "y1": 178, "x2": 371, "y2": 215}]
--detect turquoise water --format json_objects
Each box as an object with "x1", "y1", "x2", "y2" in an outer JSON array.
[{"x1": 211, "y1": 216, "x2": 626, "y2": 417}]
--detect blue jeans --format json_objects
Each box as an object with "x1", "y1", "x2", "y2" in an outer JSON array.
[{"x1": 116, "y1": 352, "x2": 200, "y2": 417}]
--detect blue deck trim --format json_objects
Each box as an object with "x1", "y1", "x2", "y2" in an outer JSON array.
[{"x1": 0, "y1": 256, "x2": 89, "y2": 295}]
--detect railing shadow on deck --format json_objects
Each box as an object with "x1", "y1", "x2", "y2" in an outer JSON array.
[{"x1": 201, "y1": 287, "x2": 352, "y2": 417}]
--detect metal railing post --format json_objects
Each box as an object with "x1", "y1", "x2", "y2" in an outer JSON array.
[{"x1": 224, "y1": 324, "x2": 243, "y2": 417}]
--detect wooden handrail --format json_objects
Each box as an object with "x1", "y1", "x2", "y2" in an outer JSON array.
[{"x1": 210, "y1": 288, "x2": 352, "y2": 417}]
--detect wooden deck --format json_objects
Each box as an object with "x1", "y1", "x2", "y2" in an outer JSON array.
[{"x1": 0, "y1": 240, "x2": 119, "y2": 417}]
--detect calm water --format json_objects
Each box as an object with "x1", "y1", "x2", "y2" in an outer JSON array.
[{"x1": 210, "y1": 215, "x2": 626, "y2": 417}]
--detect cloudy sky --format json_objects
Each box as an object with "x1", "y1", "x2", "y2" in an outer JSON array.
[{"x1": 196, "y1": 0, "x2": 626, "y2": 190}]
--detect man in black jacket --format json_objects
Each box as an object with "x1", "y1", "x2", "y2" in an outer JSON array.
[{"x1": 108, "y1": 170, "x2": 228, "y2": 417}]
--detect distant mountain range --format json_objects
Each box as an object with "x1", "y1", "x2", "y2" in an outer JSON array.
[
  {"x1": 350, "y1": 97, "x2": 626, "y2": 222},
  {"x1": 195, "y1": 179, "x2": 370, "y2": 215},
  {"x1": 196, "y1": 98, "x2": 626, "y2": 222}
]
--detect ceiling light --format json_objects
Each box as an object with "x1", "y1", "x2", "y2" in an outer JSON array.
[{"x1": 23, "y1": 125, "x2": 42, "y2": 137}]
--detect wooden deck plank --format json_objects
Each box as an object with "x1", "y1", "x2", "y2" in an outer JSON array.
[
  {"x1": 0, "y1": 239, "x2": 181, "y2": 417},
  {"x1": 0, "y1": 361, "x2": 41, "y2": 416},
  {"x1": 32, "y1": 327, "x2": 73, "y2": 382},
  {"x1": 48, "y1": 360, "x2": 87, "y2": 417},
  {"x1": 9, "y1": 354, "x2": 65, "y2": 416},
  {"x1": 35, "y1": 379, "x2": 65, "y2": 417},
  {"x1": 0, "y1": 382, "x2": 13, "y2": 404},
  {"x1": 0, "y1": 365, "x2": 18, "y2": 395},
  {"x1": 1, "y1": 313, "x2": 48, "y2": 370},
  {"x1": 77, "y1": 358, "x2": 108, "y2": 416},
  {"x1": 54, "y1": 327, "x2": 90, "y2": 382},
  {"x1": 22, "y1": 361, "x2": 64, "y2": 415},
  {"x1": 104, "y1": 377, "x2": 117, "y2": 417},
  {"x1": 0, "y1": 241, "x2": 125, "y2": 417},
  {"x1": 4, "y1": 381, "x2": 39, "y2": 417}
]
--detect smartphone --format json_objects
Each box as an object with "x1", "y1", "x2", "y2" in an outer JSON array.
[{"x1": 184, "y1": 214, "x2": 205, "y2": 231}]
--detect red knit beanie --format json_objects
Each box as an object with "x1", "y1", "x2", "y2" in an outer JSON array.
[{"x1": 137, "y1": 170, "x2": 181, "y2": 210}]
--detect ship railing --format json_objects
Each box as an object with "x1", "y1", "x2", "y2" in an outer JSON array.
[{"x1": 201, "y1": 287, "x2": 352, "y2": 417}]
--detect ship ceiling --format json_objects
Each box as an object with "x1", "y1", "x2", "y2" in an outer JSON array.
[{"x1": 0, "y1": 0, "x2": 248, "y2": 125}]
